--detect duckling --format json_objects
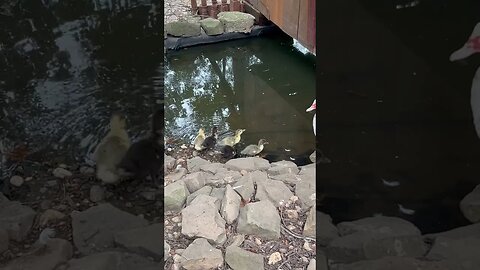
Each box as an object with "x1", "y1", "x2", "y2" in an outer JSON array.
[
  {"x1": 221, "y1": 145, "x2": 236, "y2": 159},
  {"x1": 118, "y1": 109, "x2": 163, "y2": 184},
  {"x1": 240, "y1": 139, "x2": 268, "y2": 156},
  {"x1": 93, "y1": 113, "x2": 130, "y2": 184},
  {"x1": 201, "y1": 126, "x2": 218, "y2": 150},
  {"x1": 193, "y1": 128, "x2": 206, "y2": 151},
  {"x1": 218, "y1": 128, "x2": 245, "y2": 146}
]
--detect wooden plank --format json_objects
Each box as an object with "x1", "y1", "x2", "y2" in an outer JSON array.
[
  {"x1": 297, "y1": 0, "x2": 309, "y2": 47},
  {"x1": 280, "y1": 0, "x2": 300, "y2": 40}
]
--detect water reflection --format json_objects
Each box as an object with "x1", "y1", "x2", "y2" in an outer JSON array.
[{"x1": 165, "y1": 37, "x2": 316, "y2": 164}]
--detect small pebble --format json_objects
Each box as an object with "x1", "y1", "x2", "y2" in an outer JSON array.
[
  {"x1": 285, "y1": 209, "x2": 298, "y2": 219},
  {"x1": 255, "y1": 238, "x2": 262, "y2": 245},
  {"x1": 268, "y1": 252, "x2": 282, "y2": 265},
  {"x1": 53, "y1": 167, "x2": 72, "y2": 178},
  {"x1": 10, "y1": 175, "x2": 24, "y2": 187},
  {"x1": 46, "y1": 180, "x2": 58, "y2": 187},
  {"x1": 171, "y1": 216, "x2": 181, "y2": 223},
  {"x1": 24, "y1": 177, "x2": 33, "y2": 182},
  {"x1": 303, "y1": 241, "x2": 312, "y2": 251}
]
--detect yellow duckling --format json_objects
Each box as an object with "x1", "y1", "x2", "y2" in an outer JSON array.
[
  {"x1": 218, "y1": 128, "x2": 245, "y2": 147},
  {"x1": 193, "y1": 128, "x2": 206, "y2": 151},
  {"x1": 93, "y1": 113, "x2": 130, "y2": 184}
]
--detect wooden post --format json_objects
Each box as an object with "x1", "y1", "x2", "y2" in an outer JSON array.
[
  {"x1": 199, "y1": 0, "x2": 208, "y2": 16},
  {"x1": 221, "y1": 0, "x2": 229, "y2": 12},
  {"x1": 191, "y1": 0, "x2": 198, "y2": 14},
  {"x1": 210, "y1": 0, "x2": 219, "y2": 18}
]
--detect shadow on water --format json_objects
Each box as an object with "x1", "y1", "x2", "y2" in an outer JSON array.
[
  {"x1": 0, "y1": 0, "x2": 163, "y2": 171},
  {"x1": 317, "y1": 0, "x2": 480, "y2": 233},
  {"x1": 164, "y1": 35, "x2": 316, "y2": 166}
]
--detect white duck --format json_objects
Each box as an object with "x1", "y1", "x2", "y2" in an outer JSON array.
[
  {"x1": 450, "y1": 22, "x2": 480, "y2": 138},
  {"x1": 306, "y1": 99, "x2": 316, "y2": 136}
]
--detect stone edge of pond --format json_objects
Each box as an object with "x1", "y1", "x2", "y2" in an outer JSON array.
[{"x1": 165, "y1": 25, "x2": 279, "y2": 51}]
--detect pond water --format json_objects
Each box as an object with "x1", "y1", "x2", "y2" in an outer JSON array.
[
  {"x1": 164, "y1": 36, "x2": 316, "y2": 165},
  {"x1": 0, "y1": 1, "x2": 163, "y2": 175}
]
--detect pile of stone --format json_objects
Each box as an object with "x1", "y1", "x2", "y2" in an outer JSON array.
[{"x1": 164, "y1": 156, "x2": 317, "y2": 270}]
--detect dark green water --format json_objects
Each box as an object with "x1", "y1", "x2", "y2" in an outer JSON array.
[{"x1": 164, "y1": 37, "x2": 316, "y2": 164}]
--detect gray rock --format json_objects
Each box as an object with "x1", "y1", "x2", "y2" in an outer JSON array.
[
  {"x1": 164, "y1": 180, "x2": 190, "y2": 211},
  {"x1": 309, "y1": 151, "x2": 316, "y2": 163},
  {"x1": 4, "y1": 239, "x2": 72, "y2": 270},
  {"x1": 337, "y1": 216, "x2": 421, "y2": 237},
  {"x1": 166, "y1": 21, "x2": 201, "y2": 37},
  {"x1": 71, "y1": 203, "x2": 148, "y2": 255},
  {"x1": 317, "y1": 212, "x2": 339, "y2": 245},
  {"x1": 207, "y1": 170, "x2": 242, "y2": 186},
  {"x1": 183, "y1": 172, "x2": 208, "y2": 193},
  {"x1": 332, "y1": 256, "x2": 451, "y2": 270},
  {"x1": 307, "y1": 258, "x2": 316, "y2": 270},
  {"x1": 295, "y1": 175, "x2": 316, "y2": 209},
  {"x1": 267, "y1": 161, "x2": 299, "y2": 176},
  {"x1": 165, "y1": 167, "x2": 187, "y2": 183},
  {"x1": 426, "y1": 236, "x2": 480, "y2": 270},
  {"x1": 221, "y1": 184, "x2": 242, "y2": 224},
  {"x1": 90, "y1": 185, "x2": 105, "y2": 202},
  {"x1": 425, "y1": 223, "x2": 480, "y2": 241},
  {"x1": 256, "y1": 179, "x2": 294, "y2": 207},
  {"x1": 0, "y1": 228, "x2": 8, "y2": 253},
  {"x1": 303, "y1": 207, "x2": 316, "y2": 238},
  {"x1": 210, "y1": 187, "x2": 226, "y2": 207},
  {"x1": 199, "y1": 162, "x2": 225, "y2": 174},
  {"x1": 39, "y1": 209, "x2": 66, "y2": 226},
  {"x1": 298, "y1": 164, "x2": 315, "y2": 177},
  {"x1": 225, "y1": 245, "x2": 264, "y2": 270},
  {"x1": 186, "y1": 186, "x2": 213, "y2": 205},
  {"x1": 165, "y1": 241, "x2": 171, "y2": 261},
  {"x1": 65, "y1": 251, "x2": 161, "y2": 270},
  {"x1": 237, "y1": 200, "x2": 280, "y2": 240},
  {"x1": 0, "y1": 197, "x2": 36, "y2": 241},
  {"x1": 200, "y1": 18, "x2": 224, "y2": 35},
  {"x1": 218, "y1": 11, "x2": 255, "y2": 33},
  {"x1": 225, "y1": 157, "x2": 270, "y2": 172},
  {"x1": 53, "y1": 167, "x2": 72, "y2": 178},
  {"x1": 232, "y1": 174, "x2": 255, "y2": 201},
  {"x1": 181, "y1": 238, "x2": 224, "y2": 270},
  {"x1": 269, "y1": 173, "x2": 301, "y2": 185},
  {"x1": 114, "y1": 223, "x2": 163, "y2": 261},
  {"x1": 164, "y1": 154, "x2": 176, "y2": 171},
  {"x1": 460, "y1": 184, "x2": 480, "y2": 223},
  {"x1": 80, "y1": 166, "x2": 95, "y2": 174},
  {"x1": 228, "y1": 234, "x2": 245, "y2": 247},
  {"x1": 190, "y1": 194, "x2": 221, "y2": 211},
  {"x1": 182, "y1": 197, "x2": 226, "y2": 244},
  {"x1": 9, "y1": 175, "x2": 24, "y2": 187},
  {"x1": 187, "y1": 156, "x2": 210, "y2": 173}
]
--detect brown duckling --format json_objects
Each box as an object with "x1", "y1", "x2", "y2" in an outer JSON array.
[
  {"x1": 118, "y1": 108, "x2": 163, "y2": 184},
  {"x1": 93, "y1": 113, "x2": 131, "y2": 184},
  {"x1": 240, "y1": 139, "x2": 268, "y2": 156},
  {"x1": 193, "y1": 128, "x2": 206, "y2": 151},
  {"x1": 201, "y1": 126, "x2": 217, "y2": 150},
  {"x1": 218, "y1": 128, "x2": 245, "y2": 146}
]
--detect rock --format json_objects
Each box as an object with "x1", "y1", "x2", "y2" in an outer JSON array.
[
  {"x1": 309, "y1": 151, "x2": 316, "y2": 163},
  {"x1": 166, "y1": 21, "x2": 201, "y2": 37},
  {"x1": 460, "y1": 184, "x2": 480, "y2": 223},
  {"x1": 0, "y1": 197, "x2": 36, "y2": 241},
  {"x1": 64, "y1": 251, "x2": 161, "y2": 270},
  {"x1": 317, "y1": 212, "x2": 339, "y2": 245},
  {"x1": 295, "y1": 175, "x2": 316, "y2": 209},
  {"x1": 425, "y1": 223, "x2": 480, "y2": 241},
  {"x1": 186, "y1": 186, "x2": 213, "y2": 205},
  {"x1": 256, "y1": 179, "x2": 294, "y2": 207},
  {"x1": 165, "y1": 167, "x2": 187, "y2": 183},
  {"x1": 225, "y1": 245, "x2": 264, "y2": 270},
  {"x1": 183, "y1": 172, "x2": 208, "y2": 193},
  {"x1": 187, "y1": 156, "x2": 210, "y2": 173},
  {"x1": 46, "y1": 180, "x2": 58, "y2": 187},
  {"x1": 80, "y1": 166, "x2": 95, "y2": 174},
  {"x1": 232, "y1": 174, "x2": 255, "y2": 201},
  {"x1": 4, "y1": 239, "x2": 72, "y2": 270},
  {"x1": 228, "y1": 234, "x2": 245, "y2": 247},
  {"x1": 285, "y1": 209, "x2": 299, "y2": 219},
  {"x1": 218, "y1": 11, "x2": 255, "y2": 33},
  {"x1": 164, "y1": 154, "x2": 176, "y2": 171},
  {"x1": 332, "y1": 256, "x2": 451, "y2": 270},
  {"x1": 182, "y1": 197, "x2": 226, "y2": 244},
  {"x1": 303, "y1": 207, "x2": 316, "y2": 237},
  {"x1": 114, "y1": 223, "x2": 163, "y2": 260},
  {"x1": 39, "y1": 209, "x2": 66, "y2": 226},
  {"x1": 181, "y1": 238, "x2": 224, "y2": 270},
  {"x1": 0, "y1": 228, "x2": 8, "y2": 253},
  {"x1": 237, "y1": 200, "x2": 281, "y2": 240},
  {"x1": 53, "y1": 167, "x2": 72, "y2": 178},
  {"x1": 190, "y1": 194, "x2": 221, "y2": 211},
  {"x1": 9, "y1": 175, "x2": 24, "y2": 187},
  {"x1": 307, "y1": 258, "x2": 316, "y2": 270},
  {"x1": 199, "y1": 162, "x2": 225, "y2": 174},
  {"x1": 164, "y1": 180, "x2": 190, "y2": 212},
  {"x1": 200, "y1": 18, "x2": 224, "y2": 35},
  {"x1": 268, "y1": 252, "x2": 282, "y2": 265},
  {"x1": 221, "y1": 184, "x2": 242, "y2": 224},
  {"x1": 269, "y1": 173, "x2": 301, "y2": 185},
  {"x1": 207, "y1": 170, "x2": 242, "y2": 186},
  {"x1": 71, "y1": 203, "x2": 148, "y2": 255},
  {"x1": 165, "y1": 241, "x2": 171, "y2": 261},
  {"x1": 210, "y1": 187, "x2": 226, "y2": 207},
  {"x1": 426, "y1": 236, "x2": 480, "y2": 270},
  {"x1": 89, "y1": 185, "x2": 105, "y2": 202},
  {"x1": 267, "y1": 161, "x2": 299, "y2": 176},
  {"x1": 327, "y1": 216, "x2": 425, "y2": 263},
  {"x1": 140, "y1": 190, "x2": 157, "y2": 201},
  {"x1": 225, "y1": 157, "x2": 270, "y2": 172}
]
